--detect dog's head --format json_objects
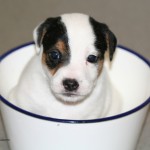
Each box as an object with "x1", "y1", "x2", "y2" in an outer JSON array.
[{"x1": 33, "y1": 13, "x2": 117, "y2": 103}]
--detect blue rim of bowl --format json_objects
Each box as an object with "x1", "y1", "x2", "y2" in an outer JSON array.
[{"x1": 0, "y1": 42, "x2": 150, "y2": 124}]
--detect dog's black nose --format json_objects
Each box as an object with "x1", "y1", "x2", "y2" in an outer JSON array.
[{"x1": 63, "y1": 79, "x2": 79, "y2": 91}]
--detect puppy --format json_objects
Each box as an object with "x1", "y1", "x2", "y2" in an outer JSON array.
[{"x1": 9, "y1": 13, "x2": 121, "y2": 120}]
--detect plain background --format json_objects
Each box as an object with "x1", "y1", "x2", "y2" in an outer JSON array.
[{"x1": 0, "y1": 0, "x2": 150, "y2": 150}]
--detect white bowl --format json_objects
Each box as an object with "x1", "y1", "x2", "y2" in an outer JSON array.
[{"x1": 0, "y1": 42, "x2": 150, "y2": 150}]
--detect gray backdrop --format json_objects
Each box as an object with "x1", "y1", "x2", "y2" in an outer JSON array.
[{"x1": 0, "y1": 0, "x2": 149, "y2": 150}]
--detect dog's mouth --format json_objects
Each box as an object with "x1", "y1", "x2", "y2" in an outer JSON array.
[
  {"x1": 53, "y1": 91, "x2": 80, "y2": 97},
  {"x1": 53, "y1": 89, "x2": 91, "y2": 98},
  {"x1": 62, "y1": 92, "x2": 79, "y2": 97},
  {"x1": 52, "y1": 89, "x2": 91, "y2": 104},
  {"x1": 54, "y1": 92, "x2": 87, "y2": 104}
]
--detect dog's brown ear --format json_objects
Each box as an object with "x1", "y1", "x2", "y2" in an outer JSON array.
[{"x1": 106, "y1": 30, "x2": 117, "y2": 61}]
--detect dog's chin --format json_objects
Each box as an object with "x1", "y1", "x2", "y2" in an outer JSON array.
[{"x1": 53, "y1": 92, "x2": 87, "y2": 104}]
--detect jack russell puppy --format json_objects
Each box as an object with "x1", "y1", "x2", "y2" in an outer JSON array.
[{"x1": 9, "y1": 13, "x2": 121, "y2": 120}]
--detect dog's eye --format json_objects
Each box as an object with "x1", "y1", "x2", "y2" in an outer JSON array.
[
  {"x1": 48, "y1": 50, "x2": 61, "y2": 60},
  {"x1": 87, "y1": 55, "x2": 98, "y2": 63}
]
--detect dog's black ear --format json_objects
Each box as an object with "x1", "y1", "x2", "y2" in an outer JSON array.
[
  {"x1": 35, "y1": 23, "x2": 47, "y2": 48},
  {"x1": 33, "y1": 17, "x2": 60, "y2": 53},
  {"x1": 33, "y1": 18, "x2": 52, "y2": 52},
  {"x1": 106, "y1": 30, "x2": 117, "y2": 61},
  {"x1": 90, "y1": 17, "x2": 117, "y2": 61},
  {"x1": 33, "y1": 17, "x2": 66, "y2": 53},
  {"x1": 33, "y1": 21, "x2": 47, "y2": 53}
]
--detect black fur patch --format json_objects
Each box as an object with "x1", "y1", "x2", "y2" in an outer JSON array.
[
  {"x1": 38, "y1": 17, "x2": 69, "y2": 51},
  {"x1": 37, "y1": 17, "x2": 70, "y2": 69},
  {"x1": 89, "y1": 17, "x2": 117, "y2": 60}
]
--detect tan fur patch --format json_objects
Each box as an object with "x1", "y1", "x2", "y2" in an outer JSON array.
[
  {"x1": 97, "y1": 60, "x2": 104, "y2": 76},
  {"x1": 42, "y1": 53, "x2": 46, "y2": 65},
  {"x1": 42, "y1": 53, "x2": 63, "y2": 76},
  {"x1": 55, "y1": 40, "x2": 67, "y2": 53},
  {"x1": 42, "y1": 40, "x2": 68, "y2": 76},
  {"x1": 50, "y1": 63, "x2": 63, "y2": 76}
]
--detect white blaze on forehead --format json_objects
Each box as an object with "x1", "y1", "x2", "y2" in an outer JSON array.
[{"x1": 61, "y1": 13, "x2": 96, "y2": 63}]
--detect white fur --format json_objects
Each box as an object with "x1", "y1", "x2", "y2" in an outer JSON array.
[{"x1": 9, "y1": 13, "x2": 121, "y2": 119}]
